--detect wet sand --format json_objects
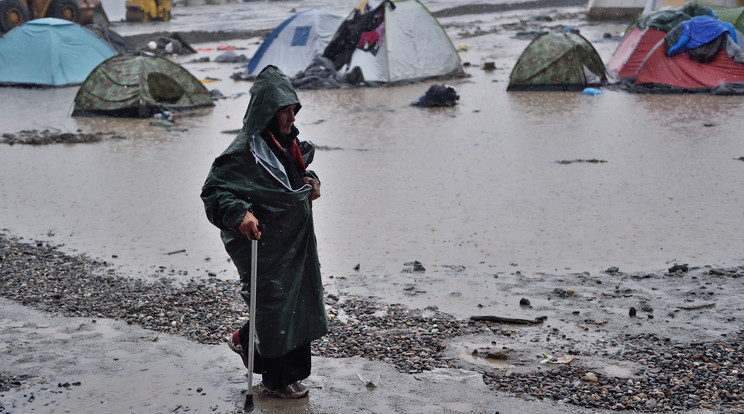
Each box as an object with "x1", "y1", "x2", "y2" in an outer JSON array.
[{"x1": 2, "y1": 0, "x2": 744, "y2": 413}]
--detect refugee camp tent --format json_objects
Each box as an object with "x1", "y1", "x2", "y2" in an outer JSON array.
[
  {"x1": 694, "y1": 1, "x2": 744, "y2": 33},
  {"x1": 507, "y1": 31, "x2": 608, "y2": 91},
  {"x1": 320, "y1": 0, "x2": 464, "y2": 84},
  {"x1": 607, "y1": 3, "x2": 714, "y2": 79},
  {"x1": 633, "y1": 15, "x2": 744, "y2": 91},
  {"x1": 0, "y1": 18, "x2": 116, "y2": 87},
  {"x1": 245, "y1": 8, "x2": 344, "y2": 78},
  {"x1": 72, "y1": 53, "x2": 214, "y2": 117},
  {"x1": 607, "y1": 26, "x2": 667, "y2": 78}
]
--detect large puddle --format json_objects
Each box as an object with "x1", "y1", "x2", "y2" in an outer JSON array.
[{"x1": 1, "y1": 1, "x2": 743, "y2": 320}]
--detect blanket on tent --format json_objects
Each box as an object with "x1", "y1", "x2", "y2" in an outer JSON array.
[
  {"x1": 322, "y1": 0, "x2": 394, "y2": 70},
  {"x1": 666, "y1": 15, "x2": 738, "y2": 61},
  {"x1": 664, "y1": 15, "x2": 744, "y2": 63}
]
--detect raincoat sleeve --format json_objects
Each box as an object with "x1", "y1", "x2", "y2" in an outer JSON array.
[{"x1": 201, "y1": 153, "x2": 255, "y2": 232}]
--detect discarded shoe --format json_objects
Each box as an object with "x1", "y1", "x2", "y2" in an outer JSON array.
[
  {"x1": 264, "y1": 381, "x2": 308, "y2": 399},
  {"x1": 226, "y1": 331, "x2": 250, "y2": 370}
]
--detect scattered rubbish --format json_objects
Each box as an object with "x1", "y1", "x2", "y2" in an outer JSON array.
[
  {"x1": 353, "y1": 263, "x2": 360, "y2": 271},
  {"x1": 581, "y1": 372, "x2": 599, "y2": 382},
  {"x1": 677, "y1": 303, "x2": 716, "y2": 310},
  {"x1": 403, "y1": 261, "x2": 426, "y2": 272},
  {"x1": 147, "y1": 35, "x2": 195, "y2": 56},
  {"x1": 412, "y1": 84, "x2": 459, "y2": 108},
  {"x1": 483, "y1": 62, "x2": 496, "y2": 71},
  {"x1": 214, "y1": 51, "x2": 249, "y2": 63},
  {"x1": 515, "y1": 30, "x2": 546, "y2": 40},
  {"x1": 582, "y1": 87, "x2": 603, "y2": 95},
  {"x1": 537, "y1": 353, "x2": 574, "y2": 364},
  {"x1": 165, "y1": 249, "x2": 186, "y2": 255},
  {"x1": 458, "y1": 42, "x2": 469, "y2": 51},
  {"x1": 357, "y1": 373, "x2": 380, "y2": 388},
  {"x1": 187, "y1": 57, "x2": 210, "y2": 63},
  {"x1": 470, "y1": 315, "x2": 545, "y2": 325},
  {"x1": 153, "y1": 111, "x2": 176, "y2": 121},
  {"x1": 519, "y1": 298, "x2": 531, "y2": 307},
  {"x1": 668, "y1": 263, "x2": 689, "y2": 273},
  {"x1": 533, "y1": 15, "x2": 553, "y2": 21},
  {"x1": 629, "y1": 307, "x2": 637, "y2": 317},
  {"x1": 473, "y1": 348, "x2": 508, "y2": 359},
  {"x1": 556, "y1": 159, "x2": 607, "y2": 164}
]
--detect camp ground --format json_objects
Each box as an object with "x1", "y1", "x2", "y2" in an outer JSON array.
[
  {"x1": 507, "y1": 31, "x2": 608, "y2": 91},
  {"x1": 0, "y1": 17, "x2": 116, "y2": 86},
  {"x1": 72, "y1": 53, "x2": 214, "y2": 117},
  {"x1": 319, "y1": 0, "x2": 464, "y2": 84},
  {"x1": 244, "y1": 8, "x2": 344, "y2": 79},
  {"x1": 631, "y1": 15, "x2": 744, "y2": 91}
]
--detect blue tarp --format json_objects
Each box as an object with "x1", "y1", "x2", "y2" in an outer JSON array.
[
  {"x1": 667, "y1": 15, "x2": 738, "y2": 55},
  {"x1": 0, "y1": 18, "x2": 116, "y2": 87}
]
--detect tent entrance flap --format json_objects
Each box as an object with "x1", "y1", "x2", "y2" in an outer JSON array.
[{"x1": 148, "y1": 72, "x2": 185, "y2": 103}]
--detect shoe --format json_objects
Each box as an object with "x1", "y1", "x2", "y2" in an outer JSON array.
[
  {"x1": 226, "y1": 331, "x2": 251, "y2": 370},
  {"x1": 264, "y1": 381, "x2": 308, "y2": 399}
]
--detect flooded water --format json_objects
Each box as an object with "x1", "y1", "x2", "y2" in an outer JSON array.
[{"x1": 2, "y1": 1, "x2": 744, "y2": 318}]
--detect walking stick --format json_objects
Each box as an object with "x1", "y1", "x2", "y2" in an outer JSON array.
[{"x1": 244, "y1": 233, "x2": 259, "y2": 411}]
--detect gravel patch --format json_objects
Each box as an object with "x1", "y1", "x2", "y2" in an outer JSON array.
[{"x1": 1, "y1": 232, "x2": 743, "y2": 412}]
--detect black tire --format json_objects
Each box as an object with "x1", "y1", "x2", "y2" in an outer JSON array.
[
  {"x1": 0, "y1": 0, "x2": 29, "y2": 33},
  {"x1": 47, "y1": 0, "x2": 82, "y2": 23}
]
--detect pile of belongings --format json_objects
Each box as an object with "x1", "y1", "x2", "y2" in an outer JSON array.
[{"x1": 411, "y1": 84, "x2": 459, "y2": 107}]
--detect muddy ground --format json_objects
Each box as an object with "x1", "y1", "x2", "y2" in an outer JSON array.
[{"x1": 2, "y1": 1, "x2": 744, "y2": 413}]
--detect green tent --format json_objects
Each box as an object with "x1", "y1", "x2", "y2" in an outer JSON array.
[
  {"x1": 695, "y1": 1, "x2": 744, "y2": 33},
  {"x1": 72, "y1": 53, "x2": 214, "y2": 117},
  {"x1": 636, "y1": 2, "x2": 715, "y2": 32},
  {"x1": 507, "y1": 31, "x2": 607, "y2": 91}
]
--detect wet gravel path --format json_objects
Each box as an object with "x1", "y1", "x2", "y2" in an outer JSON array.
[{"x1": 1, "y1": 232, "x2": 743, "y2": 412}]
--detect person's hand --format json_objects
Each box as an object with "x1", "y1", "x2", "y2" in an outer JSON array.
[
  {"x1": 302, "y1": 177, "x2": 321, "y2": 201},
  {"x1": 239, "y1": 210, "x2": 261, "y2": 240}
]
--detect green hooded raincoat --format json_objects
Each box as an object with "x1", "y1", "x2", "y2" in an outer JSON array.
[{"x1": 201, "y1": 66, "x2": 328, "y2": 358}]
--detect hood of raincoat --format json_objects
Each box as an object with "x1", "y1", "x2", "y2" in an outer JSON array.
[{"x1": 242, "y1": 65, "x2": 302, "y2": 136}]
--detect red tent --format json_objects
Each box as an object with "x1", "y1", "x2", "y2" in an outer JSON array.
[
  {"x1": 635, "y1": 41, "x2": 744, "y2": 89},
  {"x1": 607, "y1": 26, "x2": 667, "y2": 79}
]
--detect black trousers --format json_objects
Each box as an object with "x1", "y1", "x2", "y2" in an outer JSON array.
[{"x1": 239, "y1": 326, "x2": 311, "y2": 391}]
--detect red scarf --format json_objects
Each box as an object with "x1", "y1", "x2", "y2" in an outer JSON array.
[{"x1": 267, "y1": 130, "x2": 306, "y2": 173}]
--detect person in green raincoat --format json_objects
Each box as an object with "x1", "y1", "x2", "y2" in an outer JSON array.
[{"x1": 201, "y1": 65, "x2": 328, "y2": 399}]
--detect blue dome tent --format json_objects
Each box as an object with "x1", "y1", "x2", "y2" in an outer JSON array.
[{"x1": 0, "y1": 18, "x2": 116, "y2": 87}]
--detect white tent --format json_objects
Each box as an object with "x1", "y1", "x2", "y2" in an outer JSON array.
[
  {"x1": 245, "y1": 8, "x2": 344, "y2": 78},
  {"x1": 333, "y1": 0, "x2": 464, "y2": 83}
]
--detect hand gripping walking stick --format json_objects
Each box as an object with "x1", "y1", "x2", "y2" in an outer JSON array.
[{"x1": 244, "y1": 227, "x2": 261, "y2": 412}]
